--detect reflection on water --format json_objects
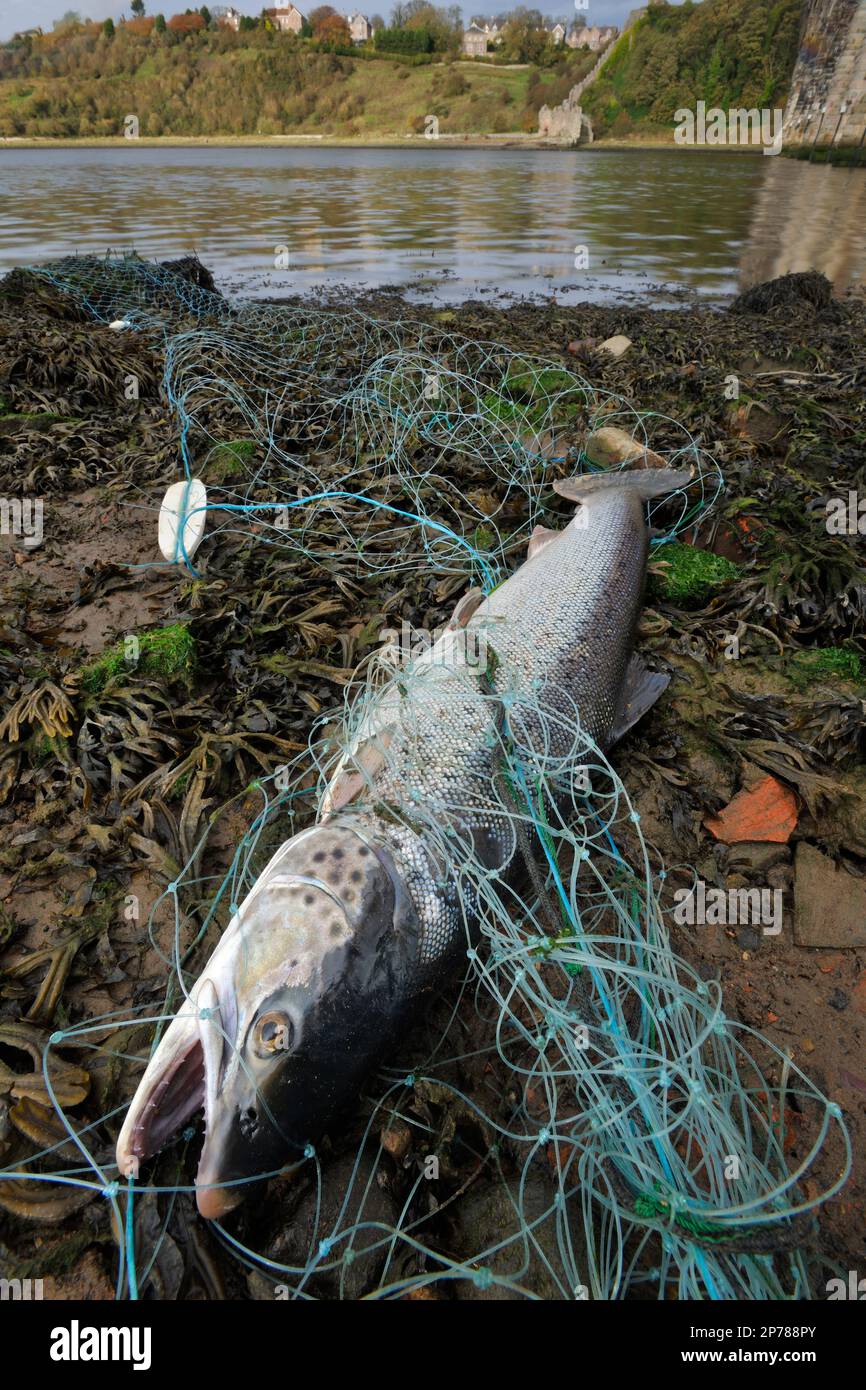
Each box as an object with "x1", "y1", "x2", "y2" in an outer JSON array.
[
  {"x1": 0, "y1": 145, "x2": 863, "y2": 303},
  {"x1": 739, "y1": 158, "x2": 866, "y2": 294}
]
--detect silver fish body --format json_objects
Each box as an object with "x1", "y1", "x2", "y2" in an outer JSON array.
[{"x1": 116, "y1": 467, "x2": 690, "y2": 1215}]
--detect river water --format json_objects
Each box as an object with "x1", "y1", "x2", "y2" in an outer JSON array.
[{"x1": 1, "y1": 143, "x2": 864, "y2": 303}]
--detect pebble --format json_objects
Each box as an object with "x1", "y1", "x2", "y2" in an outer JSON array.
[
  {"x1": 598, "y1": 334, "x2": 632, "y2": 358},
  {"x1": 584, "y1": 425, "x2": 666, "y2": 470}
]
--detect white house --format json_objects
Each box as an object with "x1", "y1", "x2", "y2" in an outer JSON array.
[
  {"x1": 549, "y1": 22, "x2": 566, "y2": 45},
  {"x1": 212, "y1": 5, "x2": 242, "y2": 28},
  {"x1": 347, "y1": 12, "x2": 372, "y2": 42}
]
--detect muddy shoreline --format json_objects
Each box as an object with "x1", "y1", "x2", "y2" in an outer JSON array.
[{"x1": 0, "y1": 267, "x2": 864, "y2": 1299}]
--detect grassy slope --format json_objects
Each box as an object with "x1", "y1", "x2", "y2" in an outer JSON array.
[
  {"x1": 0, "y1": 28, "x2": 594, "y2": 139},
  {"x1": 0, "y1": 1, "x2": 803, "y2": 143}
]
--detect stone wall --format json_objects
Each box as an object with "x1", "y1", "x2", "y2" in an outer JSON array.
[
  {"x1": 538, "y1": 87, "x2": 592, "y2": 142},
  {"x1": 783, "y1": 0, "x2": 866, "y2": 151},
  {"x1": 537, "y1": 27, "x2": 623, "y2": 140}
]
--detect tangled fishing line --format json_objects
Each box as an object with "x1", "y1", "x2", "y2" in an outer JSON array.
[{"x1": 0, "y1": 254, "x2": 849, "y2": 1301}]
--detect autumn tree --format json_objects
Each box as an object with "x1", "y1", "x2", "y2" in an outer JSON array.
[
  {"x1": 308, "y1": 5, "x2": 337, "y2": 31},
  {"x1": 316, "y1": 12, "x2": 351, "y2": 43},
  {"x1": 167, "y1": 10, "x2": 206, "y2": 29}
]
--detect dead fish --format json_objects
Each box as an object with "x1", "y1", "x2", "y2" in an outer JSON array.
[{"x1": 116, "y1": 466, "x2": 691, "y2": 1217}]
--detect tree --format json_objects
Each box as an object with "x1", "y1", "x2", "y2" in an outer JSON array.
[
  {"x1": 394, "y1": 1, "x2": 461, "y2": 52},
  {"x1": 131, "y1": 0, "x2": 146, "y2": 14},
  {"x1": 308, "y1": 5, "x2": 337, "y2": 32},
  {"x1": 199, "y1": 5, "x2": 212, "y2": 24},
  {"x1": 370, "y1": 13, "x2": 384, "y2": 30},
  {"x1": 102, "y1": 16, "x2": 115, "y2": 35},
  {"x1": 316, "y1": 12, "x2": 350, "y2": 42},
  {"x1": 155, "y1": 11, "x2": 167, "y2": 28},
  {"x1": 501, "y1": 7, "x2": 547, "y2": 63},
  {"x1": 376, "y1": 24, "x2": 432, "y2": 52},
  {"x1": 167, "y1": 10, "x2": 205, "y2": 28}
]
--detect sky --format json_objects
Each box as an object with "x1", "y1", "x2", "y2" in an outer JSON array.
[{"x1": 1, "y1": 0, "x2": 683, "y2": 45}]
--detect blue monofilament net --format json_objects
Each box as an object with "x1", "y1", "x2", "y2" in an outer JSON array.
[{"x1": 0, "y1": 253, "x2": 848, "y2": 1302}]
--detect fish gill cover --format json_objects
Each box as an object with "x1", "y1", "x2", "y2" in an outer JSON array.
[{"x1": 0, "y1": 253, "x2": 853, "y2": 1301}]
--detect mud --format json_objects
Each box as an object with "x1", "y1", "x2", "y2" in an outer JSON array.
[{"x1": 0, "y1": 267, "x2": 863, "y2": 1299}]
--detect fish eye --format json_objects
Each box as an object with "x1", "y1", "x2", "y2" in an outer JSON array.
[{"x1": 251, "y1": 1011, "x2": 294, "y2": 1059}]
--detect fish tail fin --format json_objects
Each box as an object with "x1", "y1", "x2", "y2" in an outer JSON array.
[{"x1": 553, "y1": 466, "x2": 694, "y2": 505}]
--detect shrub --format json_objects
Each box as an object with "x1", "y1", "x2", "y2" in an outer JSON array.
[{"x1": 376, "y1": 26, "x2": 433, "y2": 54}]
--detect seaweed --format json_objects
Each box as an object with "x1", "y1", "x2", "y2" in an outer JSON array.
[
  {"x1": 79, "y1": 625, "x2": 197, "y2": 694},
  {"x1": 1, "y1": 254, "x2": 865, "y2": 1297},
  {"x1": 648, "y1": 542, "x2": 741, "y2": 606}
]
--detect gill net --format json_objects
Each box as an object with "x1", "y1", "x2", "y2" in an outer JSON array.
[{"x1": 0, "y1": 254, "x2": 848, "y2": 1301}]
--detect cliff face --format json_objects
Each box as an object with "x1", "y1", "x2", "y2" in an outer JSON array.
[{"x1": 783, "y1": 0, "x2": 866, "y2": 150}]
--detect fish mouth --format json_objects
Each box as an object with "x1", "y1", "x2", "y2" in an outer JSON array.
[
  {"x1": 116, "y1": 978, "x2": 243, "y2": 1220},
  {"x1": 125, "y1": 1035, "x2": 205, "y2": 1160}
]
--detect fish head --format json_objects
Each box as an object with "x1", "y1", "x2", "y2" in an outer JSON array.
[{"x1": 116, "y1": 823, "x2": 419, "y2": 1218}]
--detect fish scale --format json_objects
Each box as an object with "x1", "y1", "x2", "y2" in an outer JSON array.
[
  {"x1": 116, "y1": 465, "x2": 692, "y2": 1215},
  {"x1": 334, "y1": 475, "x2": 683, "y2": 978}
]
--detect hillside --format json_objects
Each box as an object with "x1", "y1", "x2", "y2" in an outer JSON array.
[
  {"x1": 0, "y1": 25, "x2": 596, "y2": 139},
  {"x1": 582, "y1": 0, "x2": 804, "y2": 139}
]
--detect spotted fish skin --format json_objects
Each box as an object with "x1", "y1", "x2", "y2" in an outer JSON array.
[
  {"x1": 115, "y1": 467, "x2": 690, "y2": 1215},
  {"x1": 333, "y1": 467, "x2": 691, "y2": 982}
]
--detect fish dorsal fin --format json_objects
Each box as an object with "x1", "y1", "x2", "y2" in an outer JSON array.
[{"x1": 609, "y1": 654, "x2": 670, "y2": 745}]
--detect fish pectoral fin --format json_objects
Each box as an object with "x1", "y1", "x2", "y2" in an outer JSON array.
[
  {"x1": 447, "y1": 586, "x2": 485, "y2": 629},
  {"x1": 526, "y1": 525, "x2": 559, "y2": 560},
  {"x1": 323, "y1": 730, "x2": 393, "y2": 814},
  {"x1": 609, "y1": 654, "x2": 670, "y2": 744}
]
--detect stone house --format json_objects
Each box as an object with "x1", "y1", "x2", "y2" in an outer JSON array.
[
  {"x1": 264, "y1": 6, "x2": 306, "y2": 33},
  {"x1": 347, "y1": 12, "x2": 372, "y2": 42},
  {"x1": 568, "y1": 24, "x2": 618, "y2": 50},
  {"x1": 462, "y1": 20, "x2": 503, "y2": 55},
  {"x1": 462, "y1": 22, "x2": 489, "y2": 57}
]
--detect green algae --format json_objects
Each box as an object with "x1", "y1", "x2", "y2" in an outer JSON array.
[
  {"x1": 648, "y1": 542, "x2": 741, "y2": 606},
  {"x1": 788, "y1": 647, "x2": 864, "y2": 690},
  {"x1": 80, "y1": 624, "x2": 196, "y2": 694}
]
